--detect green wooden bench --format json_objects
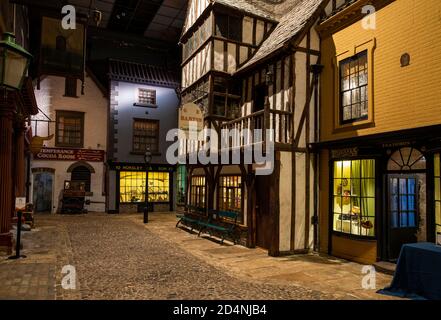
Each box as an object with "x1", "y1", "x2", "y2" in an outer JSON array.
[
  {"x1": 176, "y1": 205, "x2": 206, "y2": 231},
  {"x1": 198, "y1": 210, "x2": 239, "y2": 244}
]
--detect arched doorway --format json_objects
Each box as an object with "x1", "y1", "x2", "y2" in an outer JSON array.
[
  {"x1": 386, "y1": 147, "x2": 426, "y2": 260},
  {"x1": 68, "y1": 162, "x2": 94, "y2": 192}
]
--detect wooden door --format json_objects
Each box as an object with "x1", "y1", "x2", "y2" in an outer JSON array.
[
  {"x1": 255, "y1": 175, "x2": 271, "y2": 249},
  {"x1": 33, "y1": 172, "x2": 53, "y2": 213},
  {"x1": 387, "y1": 175, "x2": 419, "y2": 260}
]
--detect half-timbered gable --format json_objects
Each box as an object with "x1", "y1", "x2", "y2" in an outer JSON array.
[{"x1": 179, "y1": 0, "x2": 330, "y2": 256}]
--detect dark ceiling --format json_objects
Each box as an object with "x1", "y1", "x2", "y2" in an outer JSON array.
[{"x1": 12, "y1": 0, "x2": 188, "y2": 43}]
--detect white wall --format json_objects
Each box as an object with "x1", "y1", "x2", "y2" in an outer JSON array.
[{"x1": 31, "y1": 73, "x2": 108, "y2": 213}]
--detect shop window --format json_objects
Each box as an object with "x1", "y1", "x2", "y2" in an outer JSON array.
[
  {"x1": 148, "y1": 171, "x2": 170, "y2": 203},
  {"x1": 119, "y1": 171, "x2": 169, "y2": 203},
  {"x1": 333, "y1": 159, "x2": 376, "y2": 237},
  {"x1": 132, "y1": 119, "x2": 159, "y2": 153},
  {"x1": 190, "y1": 176, "x2": 205, "y2": 208},
  {"x1": 340, "y1": 51, "x2": 368, "y2": 124},
  {"x1": 218, "y1": 175, "x2": 243, "y2": 223},
  {"x1": 71, "y1": 166, "x2": 91, "y2": 192},
  {"x1": 435, "y1": 154, "x2": 441, "y2": 240},
  {"x1": 119, "y1": 171, "x2": 146, "y2": 203},
  {"x1": 177, "y1": 165, "x2": 187, "y2": 205},
  {"x1": 138, "y1": 88, "x2": 156, "y2": 106},
  {"x1": 56, "y1": 111, "x2": 84, "y2": 148}
]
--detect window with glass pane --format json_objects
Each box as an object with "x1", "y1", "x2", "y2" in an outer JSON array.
[
  {"x1": 435, "y1": 154, "x2": 441, "y2": 239},
  {"x1": 218, "y1": 176, "x2": 242, "y2": 223},
  {"x1": 119, "y1": 171, "x2": 146, "y2": 203},
  {"x1": 148, "y1": 172, "x2": 169, "y2": 202},
  {"x1": 340, "y1": 51, "x2": 368, "y2": 124},
  {"x1": 138, "y1": 89, "x2": 156, "y2": 105},
  {"x1": 133, "y1": 119, "x2": 159, "y2": 153},
  {"x1": 190, "y1": 176, "x2": 205, "y2": 208},
  {"x1": 389, "y1": 177, "x2": 417, "y2": 228},
  {"x1": 215, "y1": 14, "x2": 242, "y2": 41},
  {"x1": 333, "y1": 159, "x2": 376, "y2": 236},
  {"x1": 56, "y1": 111, "x2": 84, "y2": 147}
]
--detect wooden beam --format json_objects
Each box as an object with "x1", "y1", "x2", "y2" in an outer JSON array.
[
  {"x1": 304, "y1": 30, "x2": 311, "y2": 250},
  {"x1": 290, "y1": 53, "x2": 296, "y2": 251}
]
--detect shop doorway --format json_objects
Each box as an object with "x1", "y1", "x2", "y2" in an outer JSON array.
[
  {"x1": 33, "y1": 172, "x2": 53, "y2": 213},
  {"x1": 386, "y1": 148, "x2": 427, "y2": 261},
  {"x1": 255, "y1": 175, "x2": 271, "y2": 249}
]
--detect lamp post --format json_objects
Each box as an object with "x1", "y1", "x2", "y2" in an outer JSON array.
[
  {"x1": 143, "y1": 147, "x2": 152, "y2": 223},
  {"x1": 0, "y1": 32, "x2": 32, "y2": 259}
]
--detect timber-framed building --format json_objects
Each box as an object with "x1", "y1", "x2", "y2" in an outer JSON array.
[{"x1": 178, "y1": 0, "x2": 329, "y2": 256}]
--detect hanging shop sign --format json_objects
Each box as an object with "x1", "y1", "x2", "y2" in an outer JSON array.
[
  {"x1": 34, "y1": 147, "x2": 105, "y2": 162},
  {"x1": 179, "y1": 102, "x2": 204, "y2": 133}
]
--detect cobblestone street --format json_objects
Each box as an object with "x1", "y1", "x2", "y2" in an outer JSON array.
[{"x1": 0, "y1": 213, "x2": 395, "y2": 300}]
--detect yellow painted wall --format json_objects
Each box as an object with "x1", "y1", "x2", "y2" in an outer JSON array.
[
  {"x1": 332, "y1": 235, "x2": 377, "y2": 264},
  {"x1": 320, "y1": 0, "x2": 441, "y2": 142}
]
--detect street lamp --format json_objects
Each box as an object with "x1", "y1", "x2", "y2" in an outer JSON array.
[
  {"x1": 143, "y1": 147, "x2": 152, "y2": 223},
  {"x1": 0, "y1": 32, "x2": 32, "y2": 90}
]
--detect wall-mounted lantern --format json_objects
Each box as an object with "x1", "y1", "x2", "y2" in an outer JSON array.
[{"x1": 0, "y1": 32, "x2": 32, "y2": 90}]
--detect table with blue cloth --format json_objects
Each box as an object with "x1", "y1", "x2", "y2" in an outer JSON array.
[{"x1": 379, "y1": 243, "x2": 441, "y2": 300}]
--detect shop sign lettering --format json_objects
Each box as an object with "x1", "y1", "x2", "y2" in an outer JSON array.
[{"x1": 34, "y1": 148, "x2": 105, "y2": 162}]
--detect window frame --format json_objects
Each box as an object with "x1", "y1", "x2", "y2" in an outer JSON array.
[
  {"x1": 147, "y1": 171, "x2": 170, "y2": 203},
  {"x1": 339, "y1": 51, "x2": 368, "y2": 124},
  {"x1": 331, "y1": 158, "x2": 377, "y2": 239},
  {"x1": 64, "y1": 76, "x2": 78, "y2": 98},
  {"x1": 333, "y1": 38, "x2": 376, "y2": 132},
  {"x1": 217, "y1": 175, "x2": 244, "y2": 225},
  {"x1": 136, "y1": 88, "x2": 157, "y2": 107},
  {"x1": 131, "y1": 118, "x2": 160, "y2": 155},
  {"x1": 215, "y1": 13, "x2": 243, "y2": 42},
  {"x1": 55, "y1": 110, "x2": 84, "y2": 148},
  {"x1": 119, "y1": 171, "x2": 146, "y2": 204},
  {"x1": 190, "y1": 176, "x2": 206, "y2": 209}
]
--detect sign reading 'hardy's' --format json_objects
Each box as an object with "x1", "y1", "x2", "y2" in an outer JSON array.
[
  {"x1": 34, "y1": 147, "x2": 105, "y2": 162},
  {"x1": 178, "y1": 102, "x2": 203, "y2": 133}
]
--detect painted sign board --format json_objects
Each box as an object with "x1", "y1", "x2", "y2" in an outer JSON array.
[
  {"x1": 34, "y1": 148, "x2": 105, "y2": 162},
  {"x1": 15, "y1": 197, "x2": 26, "y2": 211},
  {"x1": 178, "y1": 102, "x2": 204, "y2": 133}
]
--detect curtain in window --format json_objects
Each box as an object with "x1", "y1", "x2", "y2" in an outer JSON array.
[{"x1": 333, "y1": 159, "x2": 375, "y2": 237}]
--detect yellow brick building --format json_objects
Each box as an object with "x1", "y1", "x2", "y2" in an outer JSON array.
[{"x1": 315, "y1": 0, "x2": 441, "y2": 263}]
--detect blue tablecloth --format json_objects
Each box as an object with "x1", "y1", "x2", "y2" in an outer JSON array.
[{"x1": 379, "y1": 243, "x2": 441, "y2": 300}]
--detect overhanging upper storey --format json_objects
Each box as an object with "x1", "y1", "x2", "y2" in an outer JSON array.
[{"x1": 316, "y1": 0, "x2": 395, "y2": 37}]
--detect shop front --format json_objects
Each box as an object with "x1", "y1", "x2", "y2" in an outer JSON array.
[
  {"x1": 318, "y1": 127, "x2": 441, "y2": 264},
  {"x1": 108, "y1": 162, "x2": 175, "y2": 213}
]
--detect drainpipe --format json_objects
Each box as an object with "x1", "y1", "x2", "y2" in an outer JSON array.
[{"x1": 310, "y1": 64, "x2": 323, "y2": 252}]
